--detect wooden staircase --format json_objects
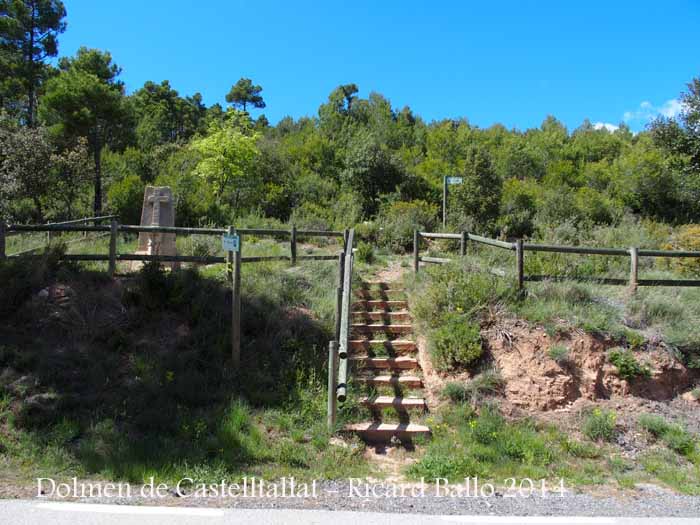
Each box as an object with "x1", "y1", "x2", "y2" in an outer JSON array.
[{"x1": 344, "y1": 281, "x2": 430, "y2": 442}]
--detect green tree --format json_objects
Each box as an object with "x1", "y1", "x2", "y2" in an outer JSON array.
[
  {"x1": 449, "y1": 146, "x2": 501, "y2": 233},
  {"x1": 132, "y1": 80, "x2": 206, "y2": 149},
  {"x1": 39, "y1": 47, "x2": 132, "y2": 214},
  {"x1": 342, "y1": 129, "x2": 402, "y2": 216},
  {"x1": 190, "y1": 114, "x2": 260, "y2": 218},
  {"x1": 0, "y1": 0, "x2": 66, "y2": 125},
  {"x1": 225, "y1": 78, "x2": 265, "y2": 112},
  {"x1": 0, "y1": 122, "x2": 52, "y2": 220}
]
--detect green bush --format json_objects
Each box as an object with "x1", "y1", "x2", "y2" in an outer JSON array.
[
  {"x1": 582, "y1": 408, "x2": 618, "y2": 442},
  {"x1": 355, "y1": 241, "x2": 374, "y2": 264},
  {"x1": 377, "y1": 199, "x2": 437, "y2": 252},
  {"x1": 430, "y1": 312, "x2": 482, "y2": 371},
  {"x1": 411, "y1": 261, "x2": 514, "y2": 329},
  {"x1": 354, "y1": 221, "x2": 379, "y2": 243},
  {"x1": 106, "y1": 174, "x2": 145, "y2": 225},
  {"x1": 608, "y1": 348, "x2": 651, "y2": 380}
]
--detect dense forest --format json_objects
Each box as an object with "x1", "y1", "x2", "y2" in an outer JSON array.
[{"x1": 2, "y1": 0, "x2": 700, "y2": 251}]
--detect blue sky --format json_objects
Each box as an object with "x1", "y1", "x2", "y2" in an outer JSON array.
[{"x1": 57, "y1": 0, "x2": 700, "y2": 132}]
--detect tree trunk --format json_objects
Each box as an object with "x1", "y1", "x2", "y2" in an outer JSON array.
[
  {"x1": 32, "y1": 196, "x2": 43, "y2": 223},
  {"x1": 93, "y1": 136, "x2": 102, "y2": 215},
  {"x1": 27, "y1": 2, "x2": 37, "y2": 127}
]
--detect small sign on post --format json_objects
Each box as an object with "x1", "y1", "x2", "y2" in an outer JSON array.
[
  {"x1": 443, "y1": 175, "x2": 464, "y2": 227},
  {"x1": 222, "y1": 232, "x2": 240, "y2": 252}
]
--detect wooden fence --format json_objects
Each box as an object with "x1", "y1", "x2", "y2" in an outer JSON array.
[
  {"x1": 3, "y1": 215, "x2": 117, "y2": 256},
  {"x1": 327, "y1": 228, "x2": 355, "y2": 430},
  {"x1": 1, "y1": 220, "x2": 345, "y2": 272},
  {"x1": 413, "y1": 230, "x2": 700, "y2": 291}
]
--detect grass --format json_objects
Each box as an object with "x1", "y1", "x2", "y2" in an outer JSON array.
[
  {"x1": 407, "y1": 403, "x2": 603, "y2": 484},
  {"x1": 0, "y1": 246, "x2": 372, "y2": 485},
  {"x1": 638, "y1": 414, "x2": 698, "y2": 459},
  {"x1": 547, "y1": 344, "x2": 570, "y2": 364},
  {"x1": 442, "y1": 370, "x2": 503, "y2": 404}
]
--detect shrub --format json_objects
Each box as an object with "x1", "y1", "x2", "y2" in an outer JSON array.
[
  {"x1": 430, "y1": 312, "x2": 482, "y2": 371},
  {"x1": 582, "y1": 408, "x2": 617, "y2": 442},
  {"x1": 411, "y1": 261, "x2": 514, "y2": 329},
  {"x1": 548, "y1": 344, "x2": 570, "y2": 364},
  {"x1": 106, "y1": 173, "x2": 145, "y2": 225},
  {"x1": 665, "y1": 224, "x2": 700, "y2": 276},
  {"x1": 354, "y1": 221, "x2": 379, "y2": 243},
  {"x1": 377, "y1": 199, "x2": 438, "y2": 252},
  {"x1": 638, "y1": 414, "x2": 697, "y2": 458},
  {"x1": 498, "y1": 178, "x2": 538, "y2": 238},
  {"x1": 289, "y1": 202, "x2": 333, "y2": 231},
  {"x1": 355, "y1": 242, "x2": 374, "y2": 264},
  {"x1": 608, "y1": 348, "x2": 651, "y2": 380},
  {"x1": 638, "y1": 414, "x2": 670, "y2": 438},
  {"x1": 442, "y1": 370, "x2": 503, "y2": 404}
]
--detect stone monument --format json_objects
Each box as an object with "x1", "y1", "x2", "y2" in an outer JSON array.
[{"x1": 136, "y1": 186, "x2": 177, "y2": 266}]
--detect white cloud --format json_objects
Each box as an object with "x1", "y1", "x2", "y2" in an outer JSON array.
[
  {"x1": 660, "y1": 99, "x2": 684, "y2": 118},
  {"x1": 593, "y1": 122, "x2": 619, "y2": 132},
  {"x1": 623, "y1": 98, "x2": 686, "y2": 125}
]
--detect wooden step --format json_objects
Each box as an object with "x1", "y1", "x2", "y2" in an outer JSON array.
[
  {"x1": 360, "y1": 396, "x2": 427, "y2": 409},
  {"x1": 352, "y1": 300, "x2": 408, "y2": 311},
  {"x1": 359, "y1": 375, "x2": 423, "y2": 387},
  {"x1": 351, "y1": 324, "x2": 413, "y2": 335},
  {"x1": 351, "y1": 311, "x2": 411, "y2": 322},
  {"x1": 349, "y1": 339, "x2": 417, "y2": 352},
  {"x1": 355, "y1": 289, "x2": 404, "y2": 297},
  {"x1": 344, "y1": 422, "x2": 431, "y2": 440},
  {"x1": 359, "y1": 281, "x2": 394, "y2": 289},
  {"x1": 350, "y1": 356, "x2": 419, "y2": 369}
]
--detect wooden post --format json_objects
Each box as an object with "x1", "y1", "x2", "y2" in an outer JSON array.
[
  {"x1": 334, "y1": 252, "x2": 345, "y2": 341},
  {"x1": 629, "y1": 246, "x2": 638, "y2": 293},
  {"x1": 290, "y1": 224, "x2": 297, "y2": 265},
  {"x1": 515, "y1": 238, "x2": 524, "y2": 291},
  {"x1": 442, "y1": 176, "x2": 448, "y2": 228},
  {"x1": 232, "y1": 231, "x2": 242, "y2": 368},
  {"x1": 108, "y1": 219, "x2": 118, "y2": 277},
  {"x1": 413, "y1": 230, "x2": 420, "y2": 273},
  {"x1": 460, "y1": 231, "x2": 467, "y2": 257},
  {"x1": 343, "y1": 229, "x2": 349, "y2": 252},
  {"x1": 0, "y1": 221, "x2": 6, "y2": 261},
  {"x1": 82, "y1": 217, "x2": 88, "y2": 238},
  {"x1": 327, "y1": 340, "x2": 338, "y2": 431}
]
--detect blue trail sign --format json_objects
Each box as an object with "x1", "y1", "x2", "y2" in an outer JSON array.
[{"x1": 222, "y1": 233, "x2": 240, "y2": 252}]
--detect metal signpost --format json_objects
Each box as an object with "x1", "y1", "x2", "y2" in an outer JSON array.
[{"x1": 443, "y1": 176, "x2": 463, "y2": 227}]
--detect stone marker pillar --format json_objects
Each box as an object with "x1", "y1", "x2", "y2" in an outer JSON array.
[{"x1": 136, "y1": 186, "x2": 177, "y2": 268}]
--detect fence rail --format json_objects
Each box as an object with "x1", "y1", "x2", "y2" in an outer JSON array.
[
  {"x1": 414, "y1": 230, "x2": 700, "y2": 291},
  {"x1": 327, "y1": 228, "x2": 355, "y2": 430},
  {"x1": 1, "y1": 220, "x2": 345, "y2": 269}
]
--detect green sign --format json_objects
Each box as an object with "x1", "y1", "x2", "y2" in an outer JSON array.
[
  {"x1": 446, "y1": 176, "x2": 463, "y2": 185},
  {"x1": 222, "y1": 233, "x2": 240, "y2": 252}
]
